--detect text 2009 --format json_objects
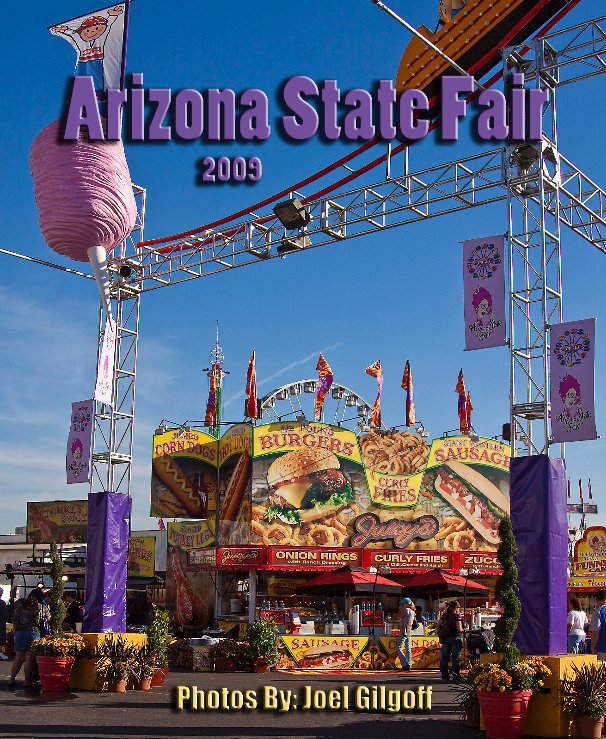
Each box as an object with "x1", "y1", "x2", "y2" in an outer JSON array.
[{"x1": 196, "y1": 156, "x2": 262, "y2": 184}]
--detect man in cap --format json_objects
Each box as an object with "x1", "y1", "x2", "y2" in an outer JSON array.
[{"x1": 396, "y1": 597, "x2": 415, "y2": 671}]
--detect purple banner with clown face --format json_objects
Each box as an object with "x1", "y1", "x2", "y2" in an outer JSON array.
[
  {"x1": 66, "y1": 399, "x2": 94, "y2": 484},
  {"x1": 550, "y1": 318, "x2": 598, "y2": 443},
  {"x1": 463, "y1": 236, "x2": 507, "y2": 350}
]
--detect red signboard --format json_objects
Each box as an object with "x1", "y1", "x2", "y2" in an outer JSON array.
[
  {"x1": 457, "y1": 552, "x2": 501, "y2": 574},
  {"x1": 217, "y1": 546, "x2": 266, "y2": 568},
  {"x1": 364, "y1": 550, "x2": 454, "y2": 571},
  {"x1": 361, "y1": 610, "x2": 384, "y2": 627},
  {"x1": 268, "y1": 547, "x2": 363, "y2": 569}
]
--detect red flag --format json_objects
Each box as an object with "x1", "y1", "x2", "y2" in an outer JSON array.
[
  {"x1": 365, "y1": 360, "x2": 383, "y2": 427},
  {"x1": 466, "y1": 392, "x2": 473, "y2": 433},
  {"x1": 205, "y1": 367, "x2": 217, "y2": 427},
  {"x1": 456, "y1": 369, "x2": 468, "y2": 434},
  {"x1": 589, "y1": 479, "x2": 593, "y2": 500},
  {"x1": 401, "y1": 360, "x2": 416, "y2": 427},
  {"x1": 245, "y1": 350, "x2": 258, "y2": 419},
  {"x1": 314, "y1": 354, "x2": 334, "y2": 421},
  {"x1": 579, "y1": 479, "x2": 584, "y2": 503}
]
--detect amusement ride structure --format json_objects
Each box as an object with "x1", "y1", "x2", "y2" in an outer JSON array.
[{"x1": 5, "y1": 1, "x2": 606, "y2": 506}]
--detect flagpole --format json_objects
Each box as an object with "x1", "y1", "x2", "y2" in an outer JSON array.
[{"x1": 120, "y1": 0, "x2": 131, "y2": 90}]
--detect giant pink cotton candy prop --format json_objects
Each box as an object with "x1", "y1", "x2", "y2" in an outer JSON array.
[{"x1": 30, "y1": 119, "x2": 137, "y2": 314}]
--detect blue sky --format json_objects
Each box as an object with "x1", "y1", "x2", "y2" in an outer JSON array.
[{"x1": 1, "y1": 0, "x2": 605, "y2": 534}]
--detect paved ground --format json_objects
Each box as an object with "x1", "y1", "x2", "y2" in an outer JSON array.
[{"x1": 0, "y1": 660, "x2": 481, "y2": 739}]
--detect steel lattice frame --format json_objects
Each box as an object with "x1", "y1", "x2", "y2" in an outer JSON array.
[{"x1": 95, "y1": 18, "x2": 606, "y2": 495}]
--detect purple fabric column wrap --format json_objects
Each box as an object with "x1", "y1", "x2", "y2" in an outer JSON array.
[
  {"x1": 83, "y1": 491, "x2": 131, "y2": 633},
  {"x1": 510, "y1": 456, "x2": 568, "y2": 655}
]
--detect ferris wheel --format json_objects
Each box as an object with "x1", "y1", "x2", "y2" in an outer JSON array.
[{"x1": 257, "y1": 379, "x2": 385, "y2": 433}]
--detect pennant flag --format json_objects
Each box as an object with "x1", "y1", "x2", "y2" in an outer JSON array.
[
  {"x1": 245, "y1": 350, "x2": 258, "y2": 419},
  {"x1": 365, "y1": 360, "x2": 383, "y2": 427},
  {"x1": 589, "y1": 479, "x2": 593, "y2": 500},
  {"x1": 157, "y1": 518, "x2": 166, "y2": 531},
  {"x1": 579, "y1": 479, "x2": 584, "y2": 503},
  {"x1": 463, "y1": 235, "x2": 506, "y2": 350},
  {"x1": 567, "y1": 479, "x2": 571, "y2": 499},
  {"x1": 466, "y1": 391, "x2": 473, "y2": 433},
  {"x1": 314, "y1": 354, "x2": 334, "y2": 421},
  {"x1": 94, "y1": 316, "x2": 116, "y2": 406},
  {"x1": 456, "y1": 369, "x2": 469, "y2": 435},
  {"x1": 401, "y1": 360, "x2": 416, "y2": 427},
  {"x1": 205, "y1": 367, "x2": 218, "y2": 428},
  {"x1": 50, "y1": 3, "x2": 128, "y2": 96},
  {"x1": 66, "y1": 399, "x2": 94, "y2": 484}
]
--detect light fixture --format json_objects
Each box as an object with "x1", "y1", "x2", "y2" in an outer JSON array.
[
  {"x1": 470, "y1": 432, "x2": 480, "y2": 443},
  {"x1": 276, "y1": 234, "x2": 311, "y2": 256},
  {"x1": 303, "y1": 381, "x2": 317, "y2": 393},
  {"x1": 331, "y1": 387, "x2": 344, "y2": 400},
  {"x1": 289, "y1": 384, "x2": 301, "y2": 395},
  {"x1": 273, "y1": 198, "x2": 311, "y2": 229},
  {"x1": 416, "y1": 423, "x2": 429, "y2": 438},
  {"x1": 61, "y1": 575, "x2": 68, "y2": 582},
  {"x1": 154, "y1": 422, "x2": 167, "y2": 436},
  {"x1": 119, "y1": 264, "x2": 133, "y2": 279},
  {"x1": 345, "y1": 395, "x2": 358, "y2": 407}
]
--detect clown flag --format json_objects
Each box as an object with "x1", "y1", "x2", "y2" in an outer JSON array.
[
  {"x1": 463, "y1": 235, "x2": 506, "y2": 350},
  {"x1": 66, "y1": 399, "x2": 94, "y2": 484},
  {"x1": 365, "y1": 360, "x2": 383, "y2": 427},
  {"x1": 401, "y1": 360, "x2": 416, "y2": 427},
  {"x1": 456, "y1": 369, "x2": 469, "y2": 435},
  {"x1": 205, "y1": 367, "x2": 218, "y2": 428},
  {"x1": 314, "y1": 354, "x2": 334, "y2": 421},
  {"x1": 550, "y1": 318, "x2": 597, "y2": 443},
  {"x1": 50, "y1": 3, "x2": 129, "y2": 95},
  {"x1": 245, "y1": 350, "x2": 258, "y2": 420}
]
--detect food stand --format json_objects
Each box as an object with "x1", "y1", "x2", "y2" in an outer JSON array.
[{"x1": 156, "y1": 422, "x2": 509, "y2": 671}]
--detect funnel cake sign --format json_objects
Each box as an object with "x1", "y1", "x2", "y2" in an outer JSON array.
[{"x1": 573, "y1": 527, "x2": 606, "y2": 575}]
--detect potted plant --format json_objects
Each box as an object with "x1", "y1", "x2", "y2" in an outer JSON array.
[
  {"x1": 134, "y1": 645, "x2": 155, "y2": 691},
  {"x1": 147, "y1": 606, "x2": 171, "y2": 687},
  {"x1": 211, "y1": 639, "x2": 243, "y2": 672},
  {"x1": 559, "y1": 662, "x2": 606, "y2": 739},
  {"x1": 453, "y1": 675, "x2": 481, "y2": 728},
  {"x1": 94, "y1": 635, "x2": 139, "y2": 692},
  {"x1": 31, "y1": 540, "x2": 86, "y2": 691},
  {"x1": 471, "y1": 516, "x2": 551, "y2": 739},
  {"x1": 245, "y1": 618, "x2": 278, "y2": 673}
]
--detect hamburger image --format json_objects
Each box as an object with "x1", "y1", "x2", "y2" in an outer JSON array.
[
  {"x1": 298, "y1": 644, "x2": 353, "y2": 669},
  {"x1": 265, "y1": 449, "x2": 352, "y2": 525}
]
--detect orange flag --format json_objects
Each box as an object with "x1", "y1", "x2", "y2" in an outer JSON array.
[
  {"x1": 245, "y1": 350, "x2": 258, "y2": 419},
  {"x1": 365, "y1": 360, "x2": 383, "y2": 427},
  {"x1": 205, "y1": 366, "x2": 217, "y2": 427},
  {"x1": 314, "y1": 354, "x2": 333, "y2": 421}
]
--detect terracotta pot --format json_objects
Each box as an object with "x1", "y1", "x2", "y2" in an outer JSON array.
[
  {"x1": 253, "y1": 657, "x2": 270, "y2": 674},
  {"x1": 36, "y1": 655, "x2": 75, "y2": 692},
  {"x1": 478, "y1": 689, "x2": 532, "y2": 739},
  {"x1": 138, "y1": 678, "x2": 152, "y2": 691},
  {"x1": 574, "y1": 715, "x2": 605, "y2": 739},
  {"x1": 150, "y1": 667, "x2": 169, "y2": 687},
  {"x1": 113, "y1": 678, "x2": 127, "y2": 693}
]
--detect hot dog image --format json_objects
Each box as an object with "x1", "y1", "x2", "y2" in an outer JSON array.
[
  {"x1": 152, "y1": 454, "x2": 206, "y2": 518},
  {"x1": 219, "y1": 451, "x2": 252, "y2": 535},
  {"x1": 433, "y1": 461, "x2": 509, "y2": 545},
  {"x1": 265, "y1": 449, "x2": 353, "y2": 525},
  {"x1": 298, "y1": 645, "x2": 353, "y2": 669}
]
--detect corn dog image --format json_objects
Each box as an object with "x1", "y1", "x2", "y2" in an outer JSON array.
[{"x1": 152, "y1": 455, "x2": 206, "y2": 518}]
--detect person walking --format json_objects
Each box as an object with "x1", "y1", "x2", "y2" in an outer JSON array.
[
  {"x1": 8, "y1": 590, "x2": 48, "y2": 687},
  {"x1": 396, "y1": 597, "x2": 415, "y2": 671},
  {"x1": 567, "y1": 597, "x2": 588, "y2": 654},
  {"x1": 0, "y1": 589, "x2": 9, "y2": 660},
  {"x1": 438, "y1": 600, "x2": 464, "y2": 682},
  {"x1": 590, "y1": 591, "x2": 606, "y2": 659}
]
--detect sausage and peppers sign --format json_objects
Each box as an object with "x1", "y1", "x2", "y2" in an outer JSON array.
[{"x1": 573, "y1": 527, "x2": 606, "y2": 575}]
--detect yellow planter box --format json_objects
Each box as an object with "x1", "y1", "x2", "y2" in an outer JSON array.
[
  {"x1": 69, "y1": 632, "x2": 147, "y2": 691},
  {"x1": 480, "y1": 653, "x2": 597, "y2": 737}
]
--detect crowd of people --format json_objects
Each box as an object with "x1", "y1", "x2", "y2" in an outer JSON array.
[{"x1": 0, "y1": 587, "x2": 83, "y2": 686}]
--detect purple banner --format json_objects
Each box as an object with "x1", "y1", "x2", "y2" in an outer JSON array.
[
  {"x1": 550, "y1": 318, "x2": 598, "y2": 443},
  {"x1": 511, "y1": 456, "x2": 568, "y2": 655},
  {"x1": 83, "y1": 491, "x2": 131, "y2": 633},
  {"x1": 66, "y1": 399, "x2": 94, "y2": 484},
  {"x1": 463, "y1": 235, "x2": 506, "y2": 350}
]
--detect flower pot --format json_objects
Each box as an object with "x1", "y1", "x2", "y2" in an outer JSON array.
[
  {"x1": 112, "y1": 678, "x2": 127, "y2": 693},
  {"x1": 574, "y1": 715, "x2": 605, "y2": 739},
  {"x1": 214, "y1": 657, "x2": 237, "y2": 673},
  {"x1": 35, "y1": 655, "x2": 75, "y2": 692},
  {"x1": 138, "y1": 678, "x2": 152, "y2": 691},
  {"x1": 150, "y1": 667, "x2": 169, "y2": 687},
  {"x1": 478, "y1": 689, "x2": 532, "y2": 739},
  {"x1": 253, "y1": 657, "x2": 270, "y2": 674}
]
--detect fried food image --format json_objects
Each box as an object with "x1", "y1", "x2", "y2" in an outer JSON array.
[{"x1": 359, "y1": 430, "x2": 430, "y2": 475}]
